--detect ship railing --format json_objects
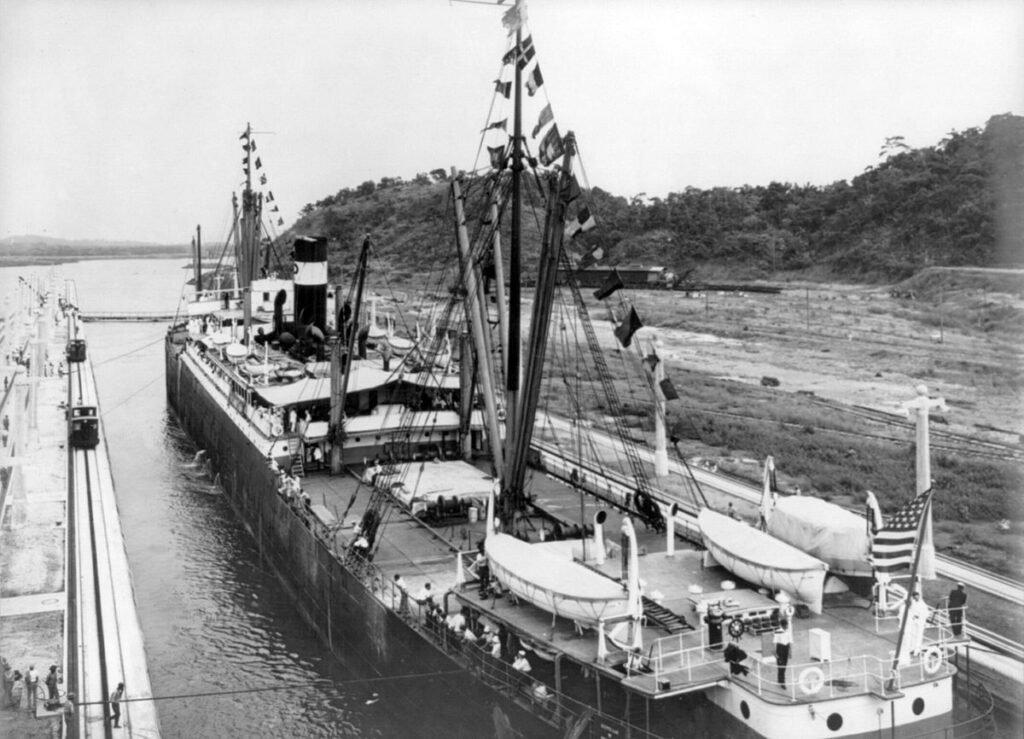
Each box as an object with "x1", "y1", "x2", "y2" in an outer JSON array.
[
  {"x1": 743, "y1": 646, "x2": 954, "y2": 703},
  {"x1": 334, "y1": 552, "x2": 671, "y2": 738},
  {"x1": 183, "y1": 341, "x2": 290, "y2": 448},
  {"x1": 647, "y1": 631, "x2": 714, "y2": 682},
  {"x1": 873, "y1": 600, "x2": 962, "y2": 645},
  {"x1": 422, "y1": 610, "x2": 667, "y2": 739}
]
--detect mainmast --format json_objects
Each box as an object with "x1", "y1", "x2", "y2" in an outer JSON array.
[
  {"x1": 330, "y1": 237, "x2": 372, "y2": 475},
  {"x1": 238, "y1": 122, "x2": 264, "y2": 343},
  {"x1": 505, "y1": 22, "x2": 524, "y2": 467}
]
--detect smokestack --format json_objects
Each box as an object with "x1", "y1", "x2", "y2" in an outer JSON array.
[{"x1": 292, "y1": 235, "x2": 328, "y2": 332}]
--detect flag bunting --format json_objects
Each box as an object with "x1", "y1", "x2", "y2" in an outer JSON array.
[
  {"x1": 494, "y1": 79, "x2": 511, "y2": 99},
  {"x1": 532, "y1": 103, "x2": 553, "y2": 139},
  {"x1": 488, "y1": 145, "x2": 507, "y2": 170},
  {"x1": 538, "y1": 124, "x2": 564, "y2": 165},
  {"x1": 483, "y1": 118, "x2": 508, "y2": 133},
  {"x1": 579, "y1": 246, "x2": 604, "y2": 269},
  {"x1": 614, "y1": 307, "x2": 644, "y2": 348},
  {"x1": 593, "y1": 269, "x2": 624, "y2": 300},
  {"x1": 517, "y1": 42, "x2": 536, "y2": 70},
  {"x1": 565, "y1": 206, "x2": 596, "y2": 238},
  {"x1": 526, "y1": 65, "x2": 544, "y2": 96},
  {"x1": 659, "y1": 378, "x2": 680, "y2": 401}
]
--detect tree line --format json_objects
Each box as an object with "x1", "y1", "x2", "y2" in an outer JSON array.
[{"x1": 295, "y1": 114, "x2": 1023, "y2": 281}]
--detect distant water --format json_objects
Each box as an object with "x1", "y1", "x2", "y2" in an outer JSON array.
[{"x1": 1, "y1": 260, "x2": 497, "y2": 738}]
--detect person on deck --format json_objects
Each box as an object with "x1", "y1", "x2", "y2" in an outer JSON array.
[
  {"x1": 773, "y1": 618, "x2": 792, "y2": 687},
  {"x1": 512, "y1": 650, "x2": 532, "y2": 675},
  {"x1": 904, "y1": 591, "x2": 931, "y2": 656},
  {"x1": 947, "y1": 582, "x2": 968, "y2": 637},
  {"x1": 393, "y1": 574, "x2": 410, "y2": 616}
]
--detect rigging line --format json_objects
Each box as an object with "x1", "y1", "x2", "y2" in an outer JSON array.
[
  {"x1": 70, "y1": 668, "x2": 470, "y2": 706},
  {"x1": 92, "y1": 335, "x2": 165, "y2": 368},
  {"x1": 99, "y1": 374, "x2": 163, "y2": 419}
]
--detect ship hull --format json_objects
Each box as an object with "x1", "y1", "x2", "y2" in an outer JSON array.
[{"x1": 163, "y1": 332, "x2": 551, "y2": 736}]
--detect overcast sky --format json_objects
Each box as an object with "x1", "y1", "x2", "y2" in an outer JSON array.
[{"x1": 1, "y1": 0, "x2": 1021, "y2": 245}]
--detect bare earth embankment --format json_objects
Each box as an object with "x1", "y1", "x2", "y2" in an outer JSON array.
[{"x1": 611, "y1": 267, "x2": 1023, "y2": 578}]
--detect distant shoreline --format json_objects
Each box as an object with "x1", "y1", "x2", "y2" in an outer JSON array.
[{"x1": 0, "y1": 244, "x2": 189, "y2": 269}]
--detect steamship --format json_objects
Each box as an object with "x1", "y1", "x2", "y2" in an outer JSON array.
[{"x1": 164, "y1": 4, "x2": 989, "y2": 737}]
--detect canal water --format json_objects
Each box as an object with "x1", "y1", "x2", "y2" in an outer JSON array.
[{"x1": 2, "y1": 259, "x2": 499, "y2": 738}]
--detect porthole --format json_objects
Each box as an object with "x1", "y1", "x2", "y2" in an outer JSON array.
[
  {"x1": 912, "y1": 697, "x2": 925, "y2": 716},
  {"x1": 826, "y1": 713, "x2": 843, "y2": 731},
  {"x1": 739, "y1": 701, "x2": 749, "y2": 720}
]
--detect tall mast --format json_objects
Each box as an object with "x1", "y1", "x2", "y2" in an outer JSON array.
[
  {"x1": 330, "y1": 237, "x2": 372, "y2": 475},
  {"x1": 194, "y1": 224, "x2": 203, "y2": 293},
  {"x1": 501, "y1": 23, "x2": 524, "y2": 516},
  {"x1": 506, "y1": 24, "x2": 523, "y2": 458}
]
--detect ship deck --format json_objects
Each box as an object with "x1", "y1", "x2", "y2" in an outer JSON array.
[{"x1": 295, "y1": 459, "x2": 956, "y2": 706}]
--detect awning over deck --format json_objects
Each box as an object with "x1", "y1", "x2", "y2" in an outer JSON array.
[{"x1": 252, "y1": 365, "x2": 459, "y2": 408}]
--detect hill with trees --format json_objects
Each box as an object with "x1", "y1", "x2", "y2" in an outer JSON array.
[{"x1": 292, "y1": 114, "x2": 1023, "y2": 283}]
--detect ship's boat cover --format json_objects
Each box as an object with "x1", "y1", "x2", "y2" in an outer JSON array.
[
  {"x1": 767, "y1": 496, "x2": 871, "y2": 577},
  {"x1": 699, "y1": 509, "x2": 828, "y2": 613},
  {"x1": 486, "y1": 534, "x2": 629, "y2": 625}
]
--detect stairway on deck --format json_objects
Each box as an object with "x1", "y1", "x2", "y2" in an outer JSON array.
[{"x1": 643, "y1": 596, "x2": 692, "y2": 634}]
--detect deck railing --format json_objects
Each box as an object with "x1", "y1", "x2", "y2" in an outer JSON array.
[{"x1": 643, "y1": 622, "x2": 959, "y2": 703}]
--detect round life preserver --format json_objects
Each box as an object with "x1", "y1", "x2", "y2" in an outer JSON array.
[
  {"x1": 727, "y1": 617, "x2": 746, "y2": 639},
  {"x1": 496, "y1": 407, "x2": 507, "y2": 422},
  {"x1": 922, "y1": 646, "x2": 943, "y2": 675},
  {"x1": 781, "y1": 604, "x2": 795, "y2": 620},
  {"x1": 798, "y1": 666, "x2": 825, "y2": 696},
  {"x1": 271, "y1": 422, "x2": 284, "y2": 437}
]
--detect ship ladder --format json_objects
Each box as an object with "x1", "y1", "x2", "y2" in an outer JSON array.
[
  {"x1": 288, "y1": 436, "x2": 305, "y2": 477},
  {"x1": 642, "y1": 597, "x2": 692, "y2": 634}
]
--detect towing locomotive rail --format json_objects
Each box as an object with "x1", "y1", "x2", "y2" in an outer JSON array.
[{"x1": 64, "y1": 308, "x2": 161, "y2": 737}]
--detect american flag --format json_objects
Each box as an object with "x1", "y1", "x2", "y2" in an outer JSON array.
[{"x1": 871, "y1": 489, "x2": 932, "y2": 574}]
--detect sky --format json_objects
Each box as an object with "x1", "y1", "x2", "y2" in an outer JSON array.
[{"x1": 1, "y1": 0, "x2": 1021, "y2": 245}]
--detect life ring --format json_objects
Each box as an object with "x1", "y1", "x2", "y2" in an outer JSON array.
[
  {"x1": 271, "y1": 422, "x2": 284, "y2": 437},
  {"x1": 798, "y1": 666, "x2": 825, "y2": 696},
  {"x1": 781, "y1": 604, "x2": 795, "y2": 620},
  {"x1": 727, "y1": 618, "x2": 746, "y2": 639},
  {"x1": 496, "y1": 407, "x2": 507, "y2": 422},
  {"x1": 922, "y1": 646, "x2": 943, "y2": 675}
]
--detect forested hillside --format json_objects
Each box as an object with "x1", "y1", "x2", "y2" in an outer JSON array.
[{"x1": 293, "y1": 114, "x2": 1023, "y2": 282}]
